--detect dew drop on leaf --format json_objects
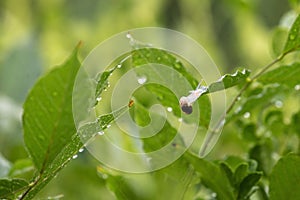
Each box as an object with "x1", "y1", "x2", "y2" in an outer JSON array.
[
  {"x1": 117, "y1": 64, "x2": 122, "y2": 68},
  {"x1": 97, "y1": 131, "x2": 104, "y2": 135},
  {"x1": 107, "y1": 124, "x2": 111, "y2": 128},
  {"x1": 167, "y1": 107, "x2": 173, "y2": 112},
  {"x1": 294, "y1": 84, "x2": 300, "y2": 91},
  {"x1": 72, "y1": 154, "x2": 78, "y2": 159},
  {"x1": 96, "y1": 97, "x2": 102, "y2": 102},
  {"x1": 275, "y1": 100, "x2": 283, "y2": 108},
  {"x1": 243, "y1": 112, "x2": 250, "y2": 119},
  {"x1": 178, "y1": 118, "x2": 183, "y2": 122},
  {"x1": 79, "y1": 148, "x2": 84, "y2": 153},
  {"x1": 137, "y1": 76, "x2": 147, "y2": 84}
]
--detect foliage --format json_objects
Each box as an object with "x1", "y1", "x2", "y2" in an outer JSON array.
[{"x1": 1, "y1": 5, "x2": 300, "y2": 200}]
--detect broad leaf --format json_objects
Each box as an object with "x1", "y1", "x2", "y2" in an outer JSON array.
[
  {"x1": 257, "y1": 63, "x2": 300, "y2": 87},
  {"x1": 185, "y1": 151, "x2": 235, "y2": 200},
  {"x1": 269, "y1": 154, "x2": 300, "y2": 200},
  {"x1": 283, "y1": 14, "x2": 300, "y2": 53},
  {"x1": 0, "y1": 179, "x2": 28, "y2": 199},
  {"x1": 238, "y1": 173, "x2": 261, "y2": 199},
  {"x1": 23, "y1": 43, "x2": 81, "y2": 172}
]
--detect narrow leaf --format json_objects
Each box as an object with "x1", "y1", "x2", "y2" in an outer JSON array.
[
  {"x1": 269, "y1": 154, "x2": 300, "y2": 200},
  {"x1": 238, "y1": 173, "x2": 262, "y2": 199},
  {"x1": 283, "y1": 14, "x2": 300, "y2": 53},
  {"x1": 206, "y1": 69, "x2": 251, "y2": 94},
  {"x1": 257, "y1": 63, "x2": 300, "y2": 87}
]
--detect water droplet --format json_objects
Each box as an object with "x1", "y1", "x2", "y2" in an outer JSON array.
[
  {"x1": 109, "y1": 73, "x2": 113, "y2": 76},
  {"x1": 126, "y1": 32, "x2": 132, "y2": 39},
  {"x1": 72, "y1": 154, "x2": 78, "y2": 159},
  {"x1": 178, "y1": 118, "x2": 183, "y2": 122},
  {"x1": 275, "y1": 100, "x2": 283, "y2": 108},
  {"x1": 102, "y1": 174, "x2": 108, "y2": 179},
  {"x1": 243, "y1": 112, "x2": 250, "y2": 119},
  {"x1": 98, "y1": 131, "x2": 104, "y2": 135},
  {"x1": 167, "y1": 107, "x2": 173, "y2": 112},
  {"x1": 96, "y1": 97, "x2": 102, "y2": 101},
  {"x1": 211, "y1": 192, "x2": 217, "y2": 198},
  {"x1": 137, "y1": 76, "x2": 147, "y2": 84},
  {"x1": 79, "y1": 148, "x2": 84, "y2": 153},
  {"x1": 237, "y1": 96, "x2": 241, "y2": 101},
  {"x1": 108, "y1": 84, "x2": 111, "y2": 88},
  {"x1": 104, "y1": 88, "x2": 107, "y2": 92},
  {"x1": 107, "y1": 124, "x2": 111, "y2": 128},
  {"x1": 294, "y1": 84, "x2": 300, "y2": 91},
  {"x1": 117, "y1": 64, "x2": 122, "y2": 68},
  {"x1": 289, "y1": 34, "x2": 296, "y2": 40},
  {"x1": 174, "y1": 63, "x2": 181, "y2": 69}
]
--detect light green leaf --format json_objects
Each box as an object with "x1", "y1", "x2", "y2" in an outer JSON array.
[
  {"x1": 257, "y1": 63, "x2": 300, "y2": 87},
  {"x1": 269, "y1": 154, "x2": 300, "y2": 200},
  {"x1": 185, "y1": 151, "x2": 235, "y2": 200},
  {"x1": 272, "y1": 27, "x2": 289, "y2": 57},
  {"x1": 284, "y1": 14, "x2": 300, "y2": 53},
  {"x1": 206, "y1": 69, "x2": 251, "y2": 94},
  {"x1": 0, "y1": 178, "x2": 28, "y2": 199},
  {"x1": 8, "y1": 158, "x2": 34, "y2": 178}
]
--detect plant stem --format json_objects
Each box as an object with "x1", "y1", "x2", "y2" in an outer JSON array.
[{"x1": 199, "y1": 52, "x2": 288, "y2": 157}]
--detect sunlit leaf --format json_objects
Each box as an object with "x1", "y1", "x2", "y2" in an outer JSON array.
[
  {"x1": 283, "y1": 14, "x2": 300, "y2": 53},
  {"x1": 269, "y1": 154, "x2": 300, "y2": 200}
]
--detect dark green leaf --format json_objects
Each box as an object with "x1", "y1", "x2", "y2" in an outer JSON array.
[
  {"x1": 185, "y1": 151, "x2": 235, "y2": 200},
  {"x1": 242, "y1": 123, "x2": 257, "y2": 142},
  {"x1": 284, "y1": 14, "x2": 300, "y2": 53},
  {"x1": 238, "y1": 173, "x2": 262, "y2": 200},
  {"x1": 257, "y1": 63, "x2": 300, "y2": 87},
  {"x1": 0, "y1": 178, "x2": 28, "y2": 199},
  {"x1": 269, "y1": 154, "x2": 300, "y2": 200},
  {"x1": 206, "y1": 69, "x2": 251, "y2": 93},
  {"x1": 219, "y1": 162, "x2": 234, "y2": 187},
  {"x1": 234, "y1": 164, "x2": 248, "y2": 187},
  {"x1": 249, "y1": 139, "x2": 274, "y2": 175}
]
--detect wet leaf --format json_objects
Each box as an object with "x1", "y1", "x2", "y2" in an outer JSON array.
[
  {"x1": 283, "y1": 14, "x2": 300, "y2": 53},
  {"x1": 0, "y1": 178, "x2": 28, "y2": 199}
]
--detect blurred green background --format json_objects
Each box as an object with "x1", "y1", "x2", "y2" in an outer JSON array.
[{"x1": 0, "y1": 0, "x2": 296, "y2": 199}]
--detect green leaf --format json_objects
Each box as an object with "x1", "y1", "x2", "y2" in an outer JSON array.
[
  {"x1": 219, "y1": 162, "x2": 234, "y2": 187},
  {"x1": 284, "y1": 14, "x2": 300, "y2": 53},
  {"x1": 185, "y1": 151, "x2": 235, "y2": 200},
  {"x1": 23, "y1": 43, "x2": 81, "y2": 172},
  {"x1": 131, "y1": 47, "x2": 211, "y2": 128},
  {"x1": 269, "y1": 154, "x2": 300, "y2": 200},
  {"x1": 234, "y1": 164, "x2": 248, "y2": 187},
  {"x1": 0, "y1": 178, "x2": 28, "y2": 199},
  {"x1": 257, "y1": 63, "x2": 300, "y2": 87},
  {"x1": 272, "y1": 27, "x2": 289, "y2": 57},
  {"x1": 238, "y1": 172, "x2": 262, "y2": 200},
  {"x1": 206, "y1": 69, "x2": 251, "y2": 94},
  {"x1": 8, "y1": 158, "x2": 34, "y2": 178}
]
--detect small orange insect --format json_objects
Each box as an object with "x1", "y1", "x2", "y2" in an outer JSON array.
[{"x1": 128, "y1": 99, "x2": 134, "y2": 107}]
